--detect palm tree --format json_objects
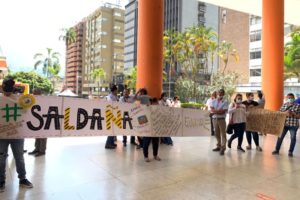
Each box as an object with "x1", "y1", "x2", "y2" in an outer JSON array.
[
  {"x1": 34, "y1": 48, "x2": 60, "y2": 78},
  {"x1": 218, "y1": 40, "x2": 239, "y2": 74},
  {"x1": 59, "y1": 28, "x2": 77, "y2": 46},
  {"x1": 91, "y1": 68, "x2": 106, "y2": 96}
]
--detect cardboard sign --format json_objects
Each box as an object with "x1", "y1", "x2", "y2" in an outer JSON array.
[{"x1": 246, "y1": 108, "x2": 287, "y2": 136}]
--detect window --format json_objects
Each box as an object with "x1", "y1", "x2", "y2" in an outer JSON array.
[
  {"x1": 250, "y1": 16, "x2": 261, "y2": 25},
  {"x1": 250, "y1": 69, "x2": 261, "y2": 77},
  {"x1": 250, "y1": 49, "x2": 261, "y2": 59},
  {"x1": 114, "y1": 12, "x2": 122, "y2": 17},
  {"x1": 113, "y1": 39, "x2": 121, "y2": 43},
  {"x1": 250, "y1": 31, "x2": 261, "y2": 42},
  {"x1": 221, "y1": 10, "x2": 227, "y2": 24},
  {"x1": 114, "y1": 26, "x2": 121, "y2": 30}
]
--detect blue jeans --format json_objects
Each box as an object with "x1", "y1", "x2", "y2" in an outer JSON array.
[
  {"x1": 275, "y1": 126, "x2": 298, "y2": 153},
  {"x1": 0, "y1": 139, "x2": 26, "y2": 183}
]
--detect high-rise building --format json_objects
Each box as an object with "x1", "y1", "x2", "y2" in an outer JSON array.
[
  {"x1": 82, "y1": 3, "x2": 125, "y2": 96},
  {"x1": 0, "y1": 46, "x2": 8, "y2": 81},
  {"x1": 124, "y1": 0, "x2": 219, "y2": 95},
  {"x1": 218, "y1": 8, "x2": 250, "y2": 85},
  {"x1": 65, "y1": 21, "x2": 85, "y2": 95},
  {"x1": 124, "y1": 0, "x2": 138, "y2": 73},
  {"x1": 218, "y1": 8, "x2": 297, "y2": 94}
]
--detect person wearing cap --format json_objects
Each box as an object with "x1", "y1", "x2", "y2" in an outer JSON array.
[
  {"x1": 0, "y1": 78, "x2": 33, "y2": 192},
  {"x1": 209, "y1": 89, "x2": 229, "y2": 156}
]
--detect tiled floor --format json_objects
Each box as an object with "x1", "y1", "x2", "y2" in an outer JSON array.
[{"x1": 1, "y1": 134, "x2": 300, "y2": 200}]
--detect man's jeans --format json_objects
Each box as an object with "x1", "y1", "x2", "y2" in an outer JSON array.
[
  {"x1": 275, "y1": 126, "x2": 298, "y2": 153},
  {"x1": 0, "y1": 139, "x2": 26, "y2": 183}
]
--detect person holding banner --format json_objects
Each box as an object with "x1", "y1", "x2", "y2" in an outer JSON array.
[
  {"x1": 227, "y1": 94, "x2": 247, "y2": 152},
  {"x1": 28, "y1": 88, "x2": 47, "y2": 157},
  {"x1": 243, "y1": 92, "x2": 263, "y2": 151},
  {"x1": 0, "y1": 78, "x2": 33, "y2": 192},
  {"x1": 210, "y1": 89, "x2": 229, "y2": 156},
  {"x1": 134, "y1": 88, "x2": 151, "y2": 149},
  {"x1": 143, "y1": 98, "x2": 161, "y2": 162},
  {"x1": 159, "y1": 92, "x2": 173, "y2": 146},
  {"x1": 105, "y1": 85, "x2": 119, "y2": 149},
  {"x1": 272, "y1": 93, "x2": 300, "y2": 157},
  {"x1": 119, "y1": 88, "x2": 135, "y2": 146}
]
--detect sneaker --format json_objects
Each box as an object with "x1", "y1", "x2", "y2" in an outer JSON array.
[
  {"x1": 220, "y1": 149, "x2": 225, "y2": 156},
  {"x1": 19, "y1": 179, "x2": 33, "y2": 188},
  {"x1": 256, "y1": 146, "x2": 263, "y2": 152},
  {"x1": 237, "y1": 147, "x2": 245, "y2": 153},
  {"x1": 246, "y1": 145, "x2": 252, "y2": 150},
  {"x1": 154, "y1": 156, "x2": 161, "y2": 161},
  {"x1": 288, "y1": 152, "x2": 293, "y2": 157},
  {"x1": 212, "y1": 147, "x2": 221, "y2": 152},
  {"x1": 0, "y1": 182, "x2": 5, "y2": 193},
  {"x1": 272, "y1": 150, "x2": 279, "y2": 155},
  {"x1": 144, "y1": 157, "x2": 150, "y2": 162}
]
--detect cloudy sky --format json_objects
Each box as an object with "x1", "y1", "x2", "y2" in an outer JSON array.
[{"x1": 0, "y1": 0, "x2": 129, "y2": 76}]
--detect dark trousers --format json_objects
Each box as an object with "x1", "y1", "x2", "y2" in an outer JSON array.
[
  {"x1": 123, "y1": 136, "x2": 136, "y2": 144},
  {"x1": 246, "y1": 131, "x2": 259, "y2": 146},
  {"x1": 0, "y1": 139, "x2": 26, "y2": 183},
  {"x1": 35, "y1": 138, "x2": 47, "y2": 153},
  {"x1": 228, "y1": 123, "x2": 245, "y2": 147},
  {"x1": 137, "y1": 136, "x2": 143, "y2": 147},
  {"x1": 210, "y1": 116, "x2": 215, "y2": 136},
  {"x1": 275, "y1": 126, "x2": 298, "y2": 153},
  {"x1": 105, "y1": 136, "x2": 115, "y2": 146},
  {"x1": 143, "y1": 137, "x2": 159, "y2": 158}
]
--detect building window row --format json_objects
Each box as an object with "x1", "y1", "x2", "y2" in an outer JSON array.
[
  {"x1": 250, "y1": 49, "x2": 262, "y2": 59},
  {"x1": 250, "y1": 69, "x2": 261, "y2": 77},
  {"x1": 250, "y1": 30, "x2": 261, "y2": 42}
]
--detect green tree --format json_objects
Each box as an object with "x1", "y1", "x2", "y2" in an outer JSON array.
[
  {"x1": 284, "y1": 27, "x2": 300, "y2": 80},
  {"x1": 34, "y1": 48, "x2": 61, "y2": 78},
  {"x1": 91, "y1": 68, "x2": 106, "y2": 96},
  {"x1": 7, "y1": 71, "x2": 53, "y2": 94},
  {"x1": 218, "y1": 40, "x2": 240, "y2": 74},
  {"x1": 163, "y1": 29, "x2": 181, "y2": 97},
  {"x1": 209, "y1": 71, "x2": 239, "y2": 100},
  {"x1": 59, "y1": 27, "x2": 77, "y2": 46},
  {"x1": 124, "y1": 67, "x2": 137, "y2": 91}
]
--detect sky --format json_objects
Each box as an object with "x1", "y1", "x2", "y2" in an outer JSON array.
[{"x1": 0, "y1": 0, "x2": 129, "y2": 77}]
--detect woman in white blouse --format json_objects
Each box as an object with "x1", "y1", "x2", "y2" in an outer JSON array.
[{"x1": 227, "y1": 93, "x2": 247, "y2": 152}]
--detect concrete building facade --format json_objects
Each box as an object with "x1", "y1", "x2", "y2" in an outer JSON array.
[
  {"x1": 81, "y1": 3, "x2": 125, "y2": 96},
  {"x1": 65, "y1": 22, "x2": 85, "y2": 95}
]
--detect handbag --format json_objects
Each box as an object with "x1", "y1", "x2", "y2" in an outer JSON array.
[{"x1": 226, "y1": 113, "x2": 234, "y2": 134}]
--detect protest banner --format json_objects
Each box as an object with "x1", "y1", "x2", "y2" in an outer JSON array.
[
  {"x1": 246, "y1": 108, "x2": 286, "y2": 136},
  {"x1": 0, "y1": 95, "x2": 211, "y2": 138}
]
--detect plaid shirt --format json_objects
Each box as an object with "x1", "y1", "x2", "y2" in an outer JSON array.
[{"x1": 280, "y1": 103, "x2": 300, "y2": 127}]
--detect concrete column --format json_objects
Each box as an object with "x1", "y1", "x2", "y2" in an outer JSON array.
[
  {"x1": 137, "y1": 0, "x2": 164, "y2": 98},
  {"x1": 262, "y1": 0, "x2": 284, "y2": 110}
]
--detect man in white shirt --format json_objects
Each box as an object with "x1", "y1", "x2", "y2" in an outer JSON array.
[{"x1": 210, "y1": 89, "x2": 229, "y2": 156}]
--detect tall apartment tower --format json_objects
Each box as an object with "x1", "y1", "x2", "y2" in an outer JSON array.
[
  {"x1": 65, "y1": 22, "x2": 85, "y2": 95},
  {"x1": 82, "y1": 3, "x2": 125, "y2": 96}
]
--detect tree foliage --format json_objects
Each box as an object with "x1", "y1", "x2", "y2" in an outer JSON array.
[
  {"x1": 284, "y1": 27, "x2": 300, "y2": 80},
  {"x1": 34, "y1": 48, "x2": 61, "y2": 78},
  {"x1": 208, "y1": 71, "x2": 239, "y2": 100},
  {"x1": 59, "y1": 27, "x2": 77, "y2": 46},
  {"x1": 7, "y1": 71, "x2": 53, "y2": 94},
  {"x1": 124, "y1": 67, "x2": 137, "y2": 91}
]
